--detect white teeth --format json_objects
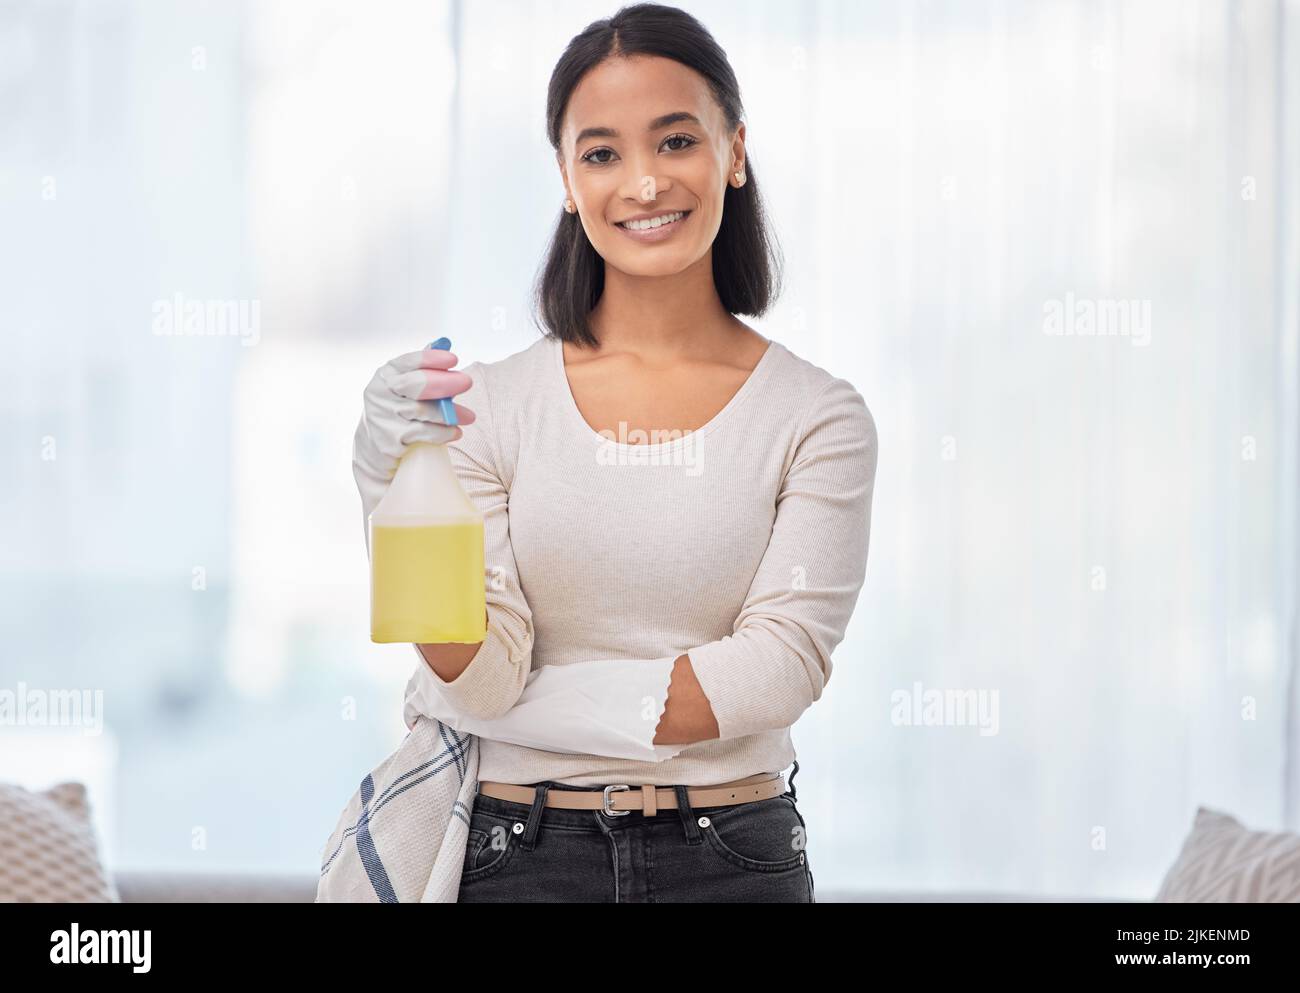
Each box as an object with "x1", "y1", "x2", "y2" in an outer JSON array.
[{"x1": 621, "y1": 211, "x2": 685, "y2": 231}]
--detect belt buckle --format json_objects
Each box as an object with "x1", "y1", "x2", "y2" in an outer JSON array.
[{"x1": 601, "y1": 784, "x2": 631, "y2": 816}]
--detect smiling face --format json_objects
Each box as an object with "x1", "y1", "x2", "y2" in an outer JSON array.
[{"x1": 557, "y1": 54, "x2": 745, "y2": 278}]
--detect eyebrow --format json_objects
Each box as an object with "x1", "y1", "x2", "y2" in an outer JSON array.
[{"x1": 574, "y1": 112, "x2": 702, "y2": 146}]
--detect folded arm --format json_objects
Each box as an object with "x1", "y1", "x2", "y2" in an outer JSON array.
[
  {"x1": 659, "y1": 377, "x2": 877, "y2": 744},
  {"x1": 404, "y1": 653, "x2": 687, "y2": 762}
]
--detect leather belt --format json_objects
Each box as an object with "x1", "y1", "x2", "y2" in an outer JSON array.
[{"x1": 477, "y1": 772, "x2": 786, "y2": 817}]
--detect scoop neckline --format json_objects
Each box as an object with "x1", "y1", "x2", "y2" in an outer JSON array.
[{"x1": 552, "y1": 333, "x2": 781, "y2": 452}]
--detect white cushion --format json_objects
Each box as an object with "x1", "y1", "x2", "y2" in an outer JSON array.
[
  {"x1": 0, "y1": 781, "x2": 117, "y2": 902},
  {"x1": 1156, "y1": 806, "x2": 1300, "y2": 902}
]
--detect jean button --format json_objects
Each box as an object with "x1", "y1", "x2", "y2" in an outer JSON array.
[
  {"x1": 512, "y1": 822, "x2": 524, "y2": 835},
  {"x1": 697, "y1": 816, "x2": 710, "y2": 828}
]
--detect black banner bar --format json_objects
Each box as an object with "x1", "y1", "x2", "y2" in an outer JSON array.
[{"x1": 0, "y1": 900, "x2": 1292, "y2": 980}]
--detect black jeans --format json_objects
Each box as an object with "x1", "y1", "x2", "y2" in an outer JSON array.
[{"x1": 458, "y1": 762, "x2": 815, "y2": 903}]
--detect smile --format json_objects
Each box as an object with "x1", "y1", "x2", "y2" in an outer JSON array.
[{"x1": 614, "y1": 210, "x2": 691, "y2": 242}]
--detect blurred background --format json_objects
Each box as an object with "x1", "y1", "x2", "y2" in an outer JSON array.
[{"x1": 1, "y1": 0, "x2": 1298, "y2": 899}]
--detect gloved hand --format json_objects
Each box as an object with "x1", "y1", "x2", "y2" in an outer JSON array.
[{"x1": 352, "y1": 346, "x2": 476, "y2": 542}]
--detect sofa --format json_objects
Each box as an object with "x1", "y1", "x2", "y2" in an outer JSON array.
[
  {"x1": 3, "y1": 781, "x2": 1295, "y2": 902},
  {"x1": 109, "y1": 871, "x2": 1128, "y2": 902}
]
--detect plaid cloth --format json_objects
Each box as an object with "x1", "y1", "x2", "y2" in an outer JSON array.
[
  {"x1": 316, "y1": 654, "x2": 682, "y2": 901},
  {"x1": 317, "y1": 716, "x2": 478, "y2": 903}
]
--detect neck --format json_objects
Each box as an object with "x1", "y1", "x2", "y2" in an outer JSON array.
[{"x1": 586, "y1": 252, "x2": 736, "y2": 360}]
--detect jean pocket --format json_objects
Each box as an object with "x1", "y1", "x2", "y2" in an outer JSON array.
[
  {"x1": 697, "y1": 797, "x2": 809, "y2": 874},
  {"x1": 461, "y1": 821, "x2": 518, "y2": 882}
]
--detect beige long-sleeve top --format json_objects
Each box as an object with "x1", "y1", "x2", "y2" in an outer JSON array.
[{"x1": 394, "y1": 332, "x2": 877, "y2": 787}]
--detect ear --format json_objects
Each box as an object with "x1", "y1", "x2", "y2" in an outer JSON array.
[{"x1": 730, "y1": 121, "x2": 747, "y2": 175}]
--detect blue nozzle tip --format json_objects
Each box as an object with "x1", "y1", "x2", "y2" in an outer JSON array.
[{"x1": 427, "y1": 338, "x2": 458, "y2": 428}]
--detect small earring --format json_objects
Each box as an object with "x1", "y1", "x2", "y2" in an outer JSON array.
[
  {"x1": 733, "y1": 170, "x2": 746, "y2": 187},
  {"x1": 564, "y1": 198, "x2": 576, "y2": 213}
]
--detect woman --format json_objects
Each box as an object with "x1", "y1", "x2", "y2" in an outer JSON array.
[{"x1": 353, "y1": 2, "x2": 877, "y2": 903}]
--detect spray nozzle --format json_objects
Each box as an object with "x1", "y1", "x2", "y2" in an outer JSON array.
[{"x1": 427, "y1": 337, "x2": 459, "y2": 427}]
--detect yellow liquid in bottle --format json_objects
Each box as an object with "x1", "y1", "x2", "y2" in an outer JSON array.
[{"x1": 370, "y1": 522, "x2": 487, "y2": 644}]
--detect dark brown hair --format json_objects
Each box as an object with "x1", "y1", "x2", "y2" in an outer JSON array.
[{"x1": 533, "y1": 2, "x2": 783, "y2": 347}]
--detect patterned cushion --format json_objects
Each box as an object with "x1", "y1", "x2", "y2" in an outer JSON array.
[
  {"x1": 1155, "y1": 807, "x2": 1300, "y2": 902},
  {"x1": 0, "y1": 781, "x2": 118, "y2": 902}
]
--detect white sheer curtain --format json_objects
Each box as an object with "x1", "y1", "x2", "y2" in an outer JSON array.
[
  {"x1": 1, "y1": 0, "x2": 1296, "y2": 896},
  {"x1": 439, "y1": 0, "x2": 1300, "y2": 897}
]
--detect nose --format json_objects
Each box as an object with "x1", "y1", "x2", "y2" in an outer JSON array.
[{"x1": 618, "y1": 155, "x2": 671, "y2": 205}]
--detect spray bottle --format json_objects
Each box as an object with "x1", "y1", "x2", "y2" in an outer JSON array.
[{"x1": 369, "y1": 337, "x2": 487, "y2": 644}]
